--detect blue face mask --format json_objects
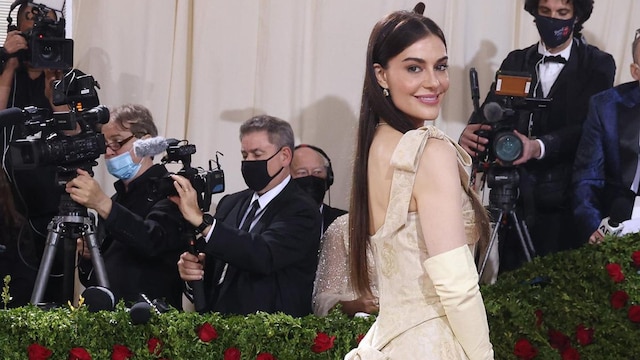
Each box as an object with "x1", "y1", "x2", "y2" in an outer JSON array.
[{"x1": 106, "y1": 151, "x2": 142, "y2": 180}]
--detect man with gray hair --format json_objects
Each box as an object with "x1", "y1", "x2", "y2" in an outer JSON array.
[{"x1": 172, "y1": 115, "x2": 321, "y2": 316}]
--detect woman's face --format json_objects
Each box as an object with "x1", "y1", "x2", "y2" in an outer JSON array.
[{"x1": 374, "y1": 35, "x2": 449, "y2": 125}]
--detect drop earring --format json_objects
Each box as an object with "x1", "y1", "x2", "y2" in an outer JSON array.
[{"x1": 383, "y1": 88, "x2": 390, "y2": 97}]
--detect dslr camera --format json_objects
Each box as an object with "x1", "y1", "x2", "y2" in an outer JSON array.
[
  {"x1": 1, "y1": 70, "x2": 107, "y2": 183},
  {"x1": 151, "y1": 139, "x2": 225, "y2": 211},
  {"x1": 7, "y1": 1, "x2": 73, "y2": 70},
  {"x1": 475, "y1": 71, "x2": 550, "y2": 166}
]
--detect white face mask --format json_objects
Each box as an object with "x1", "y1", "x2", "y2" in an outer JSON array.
[{"x1": 105, "y1": 151, "x2": 142, "y2": 180}]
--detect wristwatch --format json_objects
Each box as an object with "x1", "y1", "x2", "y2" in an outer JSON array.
[{"x1": 195, "y1": 213, "x2": 214, "y2": 234}]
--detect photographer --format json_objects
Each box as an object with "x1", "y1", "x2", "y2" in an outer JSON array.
[
  {"x1": 172, "y1": 115, "x2": 321, "y2": 316},
  {"x1": 0, "y1": 0, "x2": 75, "y2": 305},
  {"x1": 66, "y1": 104, "x2": 187, "y2": 309},
  {"x1": 459, "y1": 0, "x2": 615, "y2": 272}
]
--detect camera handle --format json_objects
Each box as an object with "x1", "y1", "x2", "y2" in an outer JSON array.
[
  {"x1": 30, "y1": 197, "x2": 109, "y2": 305},
  {"x1": 184, "y1": 231, "x2": 207, "y2": 313}
]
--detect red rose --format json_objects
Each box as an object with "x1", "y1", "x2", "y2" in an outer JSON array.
[
  {"x1": 147, "y1": 337, "x2": 163, "y2": 355},
  {"x1": 561, "y1": 347, "x2": 580, "y2": 360},
  {"x1": 575, "y1": 324, "x2": 594, "y2": 346},
  {"x1": 632, "y1": 251, "x2": 640, "y2": 268},
  {"x1": 513, "y1": 338, "x2": 538, "y2": 360},
  {"x1": 628, "y1": 305, "x2": 640, "y2": 322},
  {"x1": 605, "y1": 263, "x2": 625, "y2": 283},
  {"x1": 197, "y1": 322, "x2": 218, "y2": 342},
  {"x1": 223, "y1": 347, "x2": 241, "y2": 360},
  {"x1": 68, "y1": 347, "x2": 92, "y2": 360},
  {"x1": 548, "y1": 329, "x2": 570, "y2": 351},
  {"x1": 311, "y1": 332, "x2": 336, "y2": 353},
  {"x1": 256, "y1": 353, "x2": 276, "y2": 360},
  {"x1": 610, "y1": 290, "x2": 629, "y2": 309},
  {"x1": 356, "y1": 333, "x2": 365, "y2": 344},
  {"x1": 111, "y1": 344, "x2": 133, "y2": 360},
  {"x1": 28, "y1": 343, "x2": 52, "y2": 360},
  {"x1": 534, "y1": 309, "x2": 543, "y2": 328}
]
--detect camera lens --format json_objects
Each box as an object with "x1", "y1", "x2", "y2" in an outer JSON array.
[{"x1": 493, "y1": 131, "x2": 523, "y2": 163}]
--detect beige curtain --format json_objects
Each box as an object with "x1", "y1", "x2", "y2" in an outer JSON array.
[{"x1": 71, "y1": 0, "x2": 640, "y2": 211}]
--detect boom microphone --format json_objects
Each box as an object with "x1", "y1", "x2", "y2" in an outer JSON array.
[
  {"x1": 597, "y1": 195, "x2": 635, "y2": 238},
  {"x1": 133, "y1": 136, "x2": 169, "y2": 158},
  {"x1": 483, "y1": 102, "x2": 515, "y2": 123}
]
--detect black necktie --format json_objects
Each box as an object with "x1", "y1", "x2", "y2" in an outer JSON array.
[
  {"x1": 240, "y1": 200, "x2": 260, "y2": 232},
  {"x1": 536, "y1": 54, "x2": 567, "y2": 64}
]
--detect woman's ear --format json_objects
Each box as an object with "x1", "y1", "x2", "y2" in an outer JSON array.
[{"x1": 373, "y1": 63, "x2": 389, "y2": 89}]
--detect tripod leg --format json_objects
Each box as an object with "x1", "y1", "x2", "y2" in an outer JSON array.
[
  {"x1": 31, "y1": 221, "x2": 62, "y2": 305},
  {"x1": 518, "y1": 217, "x2": 537, "y2": 258},
  {"x1": 509, "y1": 211, "x2": 533, "y2": 262},
  {"x1": 479, "y1": 211, "x2": 503, "y2": 280},
  {"x1": 83, "y1": 224, "x2": 110, "y2": 288}
]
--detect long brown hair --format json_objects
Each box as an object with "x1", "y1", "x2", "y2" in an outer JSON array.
[{"x1": 349, "y1": 10, "x2": 489, "y2": 296}]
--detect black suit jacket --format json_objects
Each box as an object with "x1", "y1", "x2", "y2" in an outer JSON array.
[
  {"x1": 202, "y1": 179, "x2": 321, "y2": 316},
  {"x1": 321, "y1": 204, "x2": 347, "y2": 233}
]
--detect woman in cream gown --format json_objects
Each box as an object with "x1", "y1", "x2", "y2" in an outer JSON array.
[{"x1": 344, "y1": 8, "x2": 494, "y2": 360}]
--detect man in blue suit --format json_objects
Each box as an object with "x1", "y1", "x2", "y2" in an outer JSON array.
[{"x1": 573, "y1": 31, "x2": 640, "y2": 245}]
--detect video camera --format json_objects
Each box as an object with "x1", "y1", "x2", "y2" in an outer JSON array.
[
  {"x1": 150, "y1": 139, "x2": 225, "y2": 211},
  {"x1": 0, "y1": 69, "x2": 107, "y2": 183},
  {"x1": 7, "y1": 1, "x2": 73, "y2": 70},
  {"x1": 475, "y1": 71, "x2": 550, "y2": 166}
]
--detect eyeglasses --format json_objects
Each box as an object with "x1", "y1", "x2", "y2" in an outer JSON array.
[{"x1": 105, "y1": 135, "x2": 135, "y2": 151}]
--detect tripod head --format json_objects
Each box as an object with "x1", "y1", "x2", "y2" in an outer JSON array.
[{"x1": 485, "y1": 164, "x2": 520, "y2": 212}]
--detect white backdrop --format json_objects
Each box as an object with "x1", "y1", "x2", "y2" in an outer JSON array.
[{"x1": 70, "y1": 0, "x2": 640, "y2": 211}]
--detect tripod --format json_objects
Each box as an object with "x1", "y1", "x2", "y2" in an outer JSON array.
[
  {"x1": 478, "y1": 166, "x2": 536, "y2": 280},
  {"x1": 30, "y1": 190, "x2": 109, "y2": 305}
]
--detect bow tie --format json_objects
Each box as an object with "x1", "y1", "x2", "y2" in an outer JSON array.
[{"x1": 536, "y1": 53, "x2": 567, "y2": 64}]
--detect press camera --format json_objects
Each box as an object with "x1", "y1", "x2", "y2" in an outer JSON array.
[
  {"x1": 475, "y1": 71, "x2": 550, "y2": 166},
  {"x1": 151, "y1": 139, "x2": 225, "y2": 211},
  {"x1": 1, "y1": 70, "x2": 107, "y2": 182},
  {"x1": 8, "y1": 1, "x2": 73, "y2": 69}
]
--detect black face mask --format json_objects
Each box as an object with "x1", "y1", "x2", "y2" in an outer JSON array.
[
  {"x1": 534, "y1": 14, "x2": 575, "y2": 49},
  {"x1": 241, "y1": 148, "x2": 284, "y2": 192},
  {"x1": 294, "y1": 175, "x2": 327, "y2": 205}
]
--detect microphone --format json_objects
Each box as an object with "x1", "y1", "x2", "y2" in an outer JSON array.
[
  {"x1": 81, "y1": 286, "x2": 115, "y2": 313},
  {"x1": 597, "y1": 195, "x2": 635, "y2": 238},
  {"x1": 482, "y1": 102, "x2": 515, "y2": 123},
  {"x1": 133, "y1": 136, "x2": 169, "y2": 158},
  {"x1": 129, "y1": 294, "x2": 170, "y2": 325},
  {"x1": 469, "y1": 67, "x2": 480, "y2": 113},
  {"x1": 0, "y1": 107, "x2": 26, "y2": 127}
]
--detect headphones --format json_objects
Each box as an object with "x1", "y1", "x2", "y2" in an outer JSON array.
[
  {"x1": 6, "y1": 0, "x2": 28, "y2": 32},
  {"x1": 294, "y1": 144, "x2": 334, "y2": 188}
]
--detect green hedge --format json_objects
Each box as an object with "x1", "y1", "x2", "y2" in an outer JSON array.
[{"x1": 2, "y1": 232, "x2": 640, "y2": 359}]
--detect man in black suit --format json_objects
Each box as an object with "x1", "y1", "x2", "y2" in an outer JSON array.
[
  {"x1": 172, "y1": 115, "x2": 321, "y2": 316},
  {"x1": 291, "y1": 144, "x2": 347, "y2": 233},
  {"x1": 458, "y1": 0, "x2": 615, "y2": 272}
]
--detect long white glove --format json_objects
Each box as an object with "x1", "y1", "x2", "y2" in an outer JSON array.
[{"x1": 424, "y1": 245, "x2": 494, "y2": 360}]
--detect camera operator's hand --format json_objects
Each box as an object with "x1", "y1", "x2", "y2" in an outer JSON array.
[
  {"x1": 510, "y1": 130, "x2": 542, "y2": 166},
  {"x1": 177, "y1": 251, "x2": 206, "y2": 281},
  {"x1": 43, "y1": 68, "x2": 68, "y2": 112},
  {"x1": 169, "y1": 174, "x2": 203, "y2": 227},
  {"x1": 459, "y1": 123, "x2": 491, "y2": 157},
  {"x1": 3, "y1": 30, "x2": 27, "y2": 57},
  {"x1": 65, "y1": 169, "x2": 113, "y2": 219}
]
